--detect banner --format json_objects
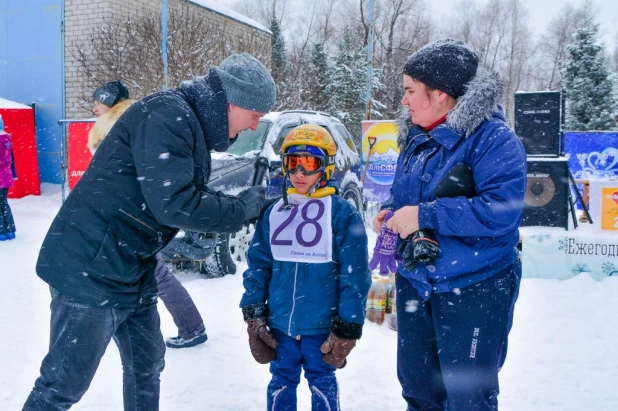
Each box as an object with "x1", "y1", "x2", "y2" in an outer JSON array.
[
  {"x1": 67, "y1": 121, "x2": 94, "y2": 189},
  {"x1": 601, "y1": 187, "x2": 618, "y2": 230},
  {"x1": 1, "y1": 103, "x2": 41, "y2": 199},
  {"x1": 564, "y1": 132, "x2": 618, "y2": 179},
  {"x1": 361, "y1": 120, "x2": 400, "y2": 203},
  {"x1": 522, "y1": 231, "x2": 618, "y2": 280}
]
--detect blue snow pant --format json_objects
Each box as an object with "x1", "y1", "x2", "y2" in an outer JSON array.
[
  {"x1": 155, "y1": 253, "x2": 205, "y2": 339},
  {"x1": 0, "y1": 188, "x2": 15, "y2": 234},
  {"x1": 23, "y1": 287, "x2": 166, "y2": 411},
  {"x1": 396, "y1": 259, "x2": 521, "y2": 411},
  {"x1": 268, "y1": 329, "x2": 339, "y2": 411}
]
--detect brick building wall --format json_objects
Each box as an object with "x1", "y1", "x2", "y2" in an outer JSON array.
[{"x1": 64, "y1": 0, "x2": 271, "y2": 118}]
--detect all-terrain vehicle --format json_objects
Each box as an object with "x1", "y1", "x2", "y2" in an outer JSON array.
[{"x1": 160, "y1": 110, "x2": 364, "y2": 276}]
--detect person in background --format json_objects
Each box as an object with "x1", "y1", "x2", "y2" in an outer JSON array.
[
  {"x1": 89, "y1": 81, "x2": 208, "y2": 349},
  {"x1": 240, "y1": 125, "x2": 371, "y2": 411},
  {"x1": 24, "y1": 52, "x2": 276, "y2": 411},
  {"x1": 87, "y1": 81, "x2": 133, "y2": 151},
  {"x1": 0, "y1": 115, "x2": 17, "y2": 241},
  {"x1": 372, "y1": 38, "x2": 526, "y2": 410}
]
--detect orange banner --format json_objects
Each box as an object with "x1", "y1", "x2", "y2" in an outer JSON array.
[{"x1": 600, "y1": 187, "x2": 618, "y2": 230}]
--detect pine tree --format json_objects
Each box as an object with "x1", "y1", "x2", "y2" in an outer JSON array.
[
  {"x1": 563, "y1": 23, "x2": 617, "y2": 131},
  {"x1": 269, "y1": 15, "x2": 287, "y2": 84},
  {"x1": 325, "y1": 29, "x2": 368, "y2": 139},
  {"x1": 301, "y1": 42, "x2": 331, "y2": 112},
  {"x1": 268, "y1": 14, "x2": 295, "y2": 110},
  {"x1": 369, "y1": 66, "x2": 387, "y2": 120}
]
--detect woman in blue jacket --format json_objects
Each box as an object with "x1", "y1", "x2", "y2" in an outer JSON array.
[
  {"x1": 241, "y1": 124, "x2": 371, "y2": 411},
  {"x1": 374, "y1": 39, "x2": 527, "y2": 410}
]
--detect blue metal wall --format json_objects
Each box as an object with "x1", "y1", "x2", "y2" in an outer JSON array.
[{"x1": 0, "y1": 0, "x2": 63, "y2": 183}]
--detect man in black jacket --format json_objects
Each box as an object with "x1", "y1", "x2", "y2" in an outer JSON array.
[{"x1": 24, "y1": 53, "x2": 275, "y2": 411}]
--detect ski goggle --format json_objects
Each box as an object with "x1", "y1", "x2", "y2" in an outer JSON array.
[{"x1": 282, "y1": 153, "x2": 325, "y2": 175}]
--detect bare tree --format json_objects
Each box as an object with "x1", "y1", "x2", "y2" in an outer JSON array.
[
  {"x1": 496, "y1": 0, "x2": 531, "y2": 122},
  {"x1": 533, "y1": 3, "x2": 587, "y2": 91},
  {"x1": 72, "y1": 3, "x2": 270, "y2": 114}
]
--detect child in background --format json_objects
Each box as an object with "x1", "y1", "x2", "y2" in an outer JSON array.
[
  {"x1": 240, "y1": 124, "x2": 371, "y2": 410},
  {"x1": 0, "y1": 115, "x2": 17, "y2": 241}
]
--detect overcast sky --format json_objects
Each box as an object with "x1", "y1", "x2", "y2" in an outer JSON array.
[
  {"x1": 211, "y1": 0, "x2": 617, "y2": 50},
  {"x1": 434, "y1": 0, "x2": 617, "y2": 49}
]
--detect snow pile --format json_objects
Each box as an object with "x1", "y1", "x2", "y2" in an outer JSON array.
[{"x1": 1, "y1": 184, "x2": 617, "y2": 410}]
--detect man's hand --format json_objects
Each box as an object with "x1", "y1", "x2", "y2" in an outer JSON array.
[
  {"x1": 245, "y1": 196, "x2": 280, "y2": 226},
  {"x1": 237, "y1": 186, "x2": 266, "y2": 222},
  {"x1": 386, "y1": 205, "x2": 419, "y2": 239}
]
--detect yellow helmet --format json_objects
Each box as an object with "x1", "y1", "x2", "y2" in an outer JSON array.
[{"x1": 280, "y1": 124, "x2": 337, "y2": 180}]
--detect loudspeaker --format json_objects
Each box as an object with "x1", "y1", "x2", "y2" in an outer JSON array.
[
  {"x1": 522, "y1": 158, "x2": 569, "y2": 228},
  {"x1": 515, "y1": 92, "x2": 561, "y2": 157}
]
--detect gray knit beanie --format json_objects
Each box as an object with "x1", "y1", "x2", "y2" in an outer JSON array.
[
  {"x1": 213, "y1": 53, "x2": 276, "y2": 113},
  {"x1": 403, "y1": 38, "x2": 479, "y2": 98}
]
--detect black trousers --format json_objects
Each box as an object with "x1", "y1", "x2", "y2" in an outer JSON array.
[
  {"x1": 396, "y1": 260, "x2": 521, "y2": 411},
  {"x1": 0, "y1": 188, "x2": 15, "y2": 234}
]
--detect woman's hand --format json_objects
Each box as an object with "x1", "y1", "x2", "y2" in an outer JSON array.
[
  {"x1": 372, "y1": 210, "x2": 391, "y2": 233},
  {"x1": 386, "y1": 206, "x2": 419, "y2": 239}
]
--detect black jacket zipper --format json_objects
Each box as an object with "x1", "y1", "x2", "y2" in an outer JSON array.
[{"x1": 118, "y1": 208, "x2": 163, "y2": 245}]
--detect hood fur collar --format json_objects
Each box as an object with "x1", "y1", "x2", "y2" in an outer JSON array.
[
  {"x1": 88, "y1": 99, "x2": 135, "y2": 153},
  {"x1": 396, "y1": 68, "x2": 504, "y2": 148}
]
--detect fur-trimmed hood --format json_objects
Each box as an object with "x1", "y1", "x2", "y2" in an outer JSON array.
[
  {"x1": 88, "y1": 99, "x2": 135, "y2": 153},
  {"x1": 396, "y1": 68, "x2": 504, "y2": 148}
]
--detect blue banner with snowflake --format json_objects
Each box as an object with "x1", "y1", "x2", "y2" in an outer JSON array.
[
  {"x1": 522, "y1": 231, "x2": 618, "y2": 280},
  {"x1": 565, "y1": 132, "x2": 618, "y2": 179}
]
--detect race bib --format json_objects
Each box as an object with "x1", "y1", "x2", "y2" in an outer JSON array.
[{"x1": 269, "y1": 195, "x2": 333, "y2": 263}]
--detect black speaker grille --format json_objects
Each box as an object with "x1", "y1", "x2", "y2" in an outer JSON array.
[
  {"x1": 522, "y1": 159, "x2": 569, "y2": 228},
  {"x1": 515, "y1": 92, "x2": 561, "y2": 157}
]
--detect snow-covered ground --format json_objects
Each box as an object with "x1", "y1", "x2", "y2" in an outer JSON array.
[{"x1": 2, "y1": 184, "x2": 617, "y2": 410}]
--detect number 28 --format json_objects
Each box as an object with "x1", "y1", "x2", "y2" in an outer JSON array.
[{"x1": 271, "y1": 200, "x2": 325, "y2": 247}]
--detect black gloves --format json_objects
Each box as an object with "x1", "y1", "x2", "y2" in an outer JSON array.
[
  {"x1": 397, "y1": 229, "x2": 441, "y2": 271},
  {"x1": 245, "y1": 196, "x2": 281, "y2": 226},
  {"x1": 237, "y1": 186, "x2": 265, "y2": 222},
  {"x1": 320, "y1": 317, "x2": 363, "y2": 368},
  {"x1": 246, "y1": 318, "x2": 279, "y2": 364}
]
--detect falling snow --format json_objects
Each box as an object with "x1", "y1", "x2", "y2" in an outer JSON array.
[{"x1": 1, "y1": 185, "x2": 617, "y2": 410}]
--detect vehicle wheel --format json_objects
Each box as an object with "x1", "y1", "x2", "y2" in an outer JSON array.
[
  {"x1": 203, "y1": 233, "x2": 237, "y2": 277},
  {"x1": 342, "y1": 184, "x2": 364, "y2": 218},
  {"x1": 229, "y1": 224, "x2": 255, "y2": 263}
]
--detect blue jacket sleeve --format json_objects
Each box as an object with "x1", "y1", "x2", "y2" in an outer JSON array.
[
  {"x1": 333, "y1": 203, "x2": 371, "y2": 325},
  {"x1": 380, "y1": 195, "x2": 395, "y2": 211},
  {"x1": 419, "y1": 124, "x2": 527, "y2": 238},
  {"x1": 240, "y1": 208, "x2": 274, "y2": 309}
]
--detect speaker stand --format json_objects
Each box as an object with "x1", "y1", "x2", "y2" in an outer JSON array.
[
  {"x1": 567, "y1": 169, "x2": 593, "y2": 228},
  {"x1": 566, "y1": 186, "x2": 577, "y2": 230}
]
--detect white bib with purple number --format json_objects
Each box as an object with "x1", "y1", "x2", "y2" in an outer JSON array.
[{"x1": 269, "y1": 194, "x2": 332, "y2": 263}]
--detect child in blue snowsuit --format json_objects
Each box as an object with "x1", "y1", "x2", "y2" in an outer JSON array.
[{"x1": 240, "y1": 124, "x2": 371, "y2": 410}]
